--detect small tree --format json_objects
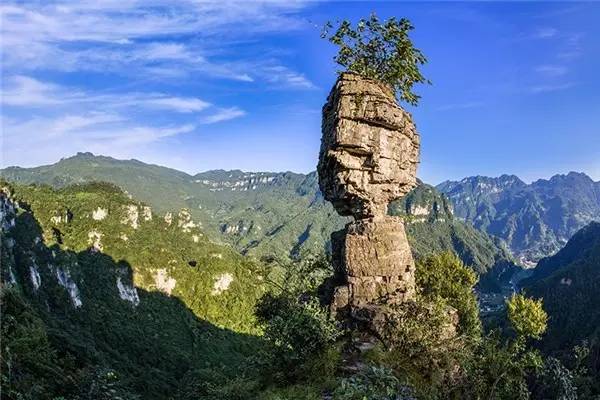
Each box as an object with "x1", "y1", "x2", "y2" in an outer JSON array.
[
  {"x1": 322, "y1": 13, "x2": 430, "y2": 106},
  {"x1": 507, "y1": 294, "x2": 548, "y2": 340}
]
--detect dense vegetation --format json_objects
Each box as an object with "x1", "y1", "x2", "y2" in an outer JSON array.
[
  {"x1": 322, "y1": 13, "x2": 430, "y2": 105},
  {"x1": 2, "y1": 179, "x2": 598, "y2": 398},
  {"x1": 523, "y1": 222, "x2": 600, "y2": 395},
  {"x1": 0, "y1": 180, "x2": 267, "y2": 398}
]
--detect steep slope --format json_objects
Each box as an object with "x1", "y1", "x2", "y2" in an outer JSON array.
[
  {"x1": 390, "y1": 182, "x2": 520, "y2": 291},
  {"x1": 523, "y1": 222, "x2": 600, "y2": 353},
  {"x1": 438, "y1": 172, "x2": 600, "y2": 265},
  {"x1": 0, "y1": 180, "x2": 271, "y2": 398},
  {"x1": 1, "y1": 153, "x2": 515, "y2": 284}
]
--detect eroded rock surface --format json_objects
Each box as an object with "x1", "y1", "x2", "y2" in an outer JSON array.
[
  {"x1": 318, "y1": 72, "x2": 420, "y2": 219},
  {"x1": 318, "y1": 72, "x2": 420, "y2": 318}
]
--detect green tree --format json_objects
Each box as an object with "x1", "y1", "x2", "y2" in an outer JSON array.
[
  {"x1": 255, "y1": 293, "x2": 341, "y2": 384},
  {"x1": 416, "y1": 252, "x2": 482, "y2": 338},
  {"x1": 322, "y1": 13, "x2": 430, "y2": 105},
  {"x1": 507, "y1": 294, "x2": 548, "y2": 340}
]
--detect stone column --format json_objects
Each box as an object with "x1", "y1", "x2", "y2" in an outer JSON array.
[{"x1": 317, "y1": 72, "x2": 420, "y2": 319}]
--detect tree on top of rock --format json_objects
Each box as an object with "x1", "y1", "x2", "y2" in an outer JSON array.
[{"x1": 322, "y1": 13, "x2": 430, "y2": 106}]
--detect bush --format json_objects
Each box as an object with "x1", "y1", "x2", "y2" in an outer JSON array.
[
  {"x1": 322, "y1": 13, "x2": 430, "y2": 105},
  {"x1": 333, "y1": 366, "x2": 414, "y2": 400},
  {"x1": 416, "y1": 252, "x2": 481, "y2": 338},
  {"x1": 507, "y1": 294, "x2": 548, "y2": 340},
  {"x1": 255, "y1": 293, "x2": 341, "y2": 384}
]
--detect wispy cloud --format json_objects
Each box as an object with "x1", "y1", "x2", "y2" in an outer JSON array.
[
  {"x1": 529, "y1": 82, "x2": 576, "y2": 94},
  {"x1": 201, "y1": 107, "x2": 246, "y2": 124},
  {"x1": 0, "y1": 1, "x2": 311, "y2": 85},
  {"x1": 1, "y1": 112, "x2": 196, "y2": 167},
  {"x1": 533, "y1": 27, "x2": 558, "y2": 39},
  {"x1": 0, "y1": 74, "x2": 246, "y2": 168},
  {"x1": 535, "y1": 64, "x2": 568, "y2": 78},
  {"x1": 263, "y1": 65, "x2": 316, "y2": 89},
  {"x1": 1, "y1": 75, "x2": 212, "y2": 113}
]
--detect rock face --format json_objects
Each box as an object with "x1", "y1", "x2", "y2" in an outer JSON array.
[
  {"x1": 318, "y1": 72, "x2": 420, "y2": 219},
  {"x1": 318, "y1": 72, "x2": 420, "y2": 318}
]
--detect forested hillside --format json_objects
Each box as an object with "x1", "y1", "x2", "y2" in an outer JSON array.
[
  {"x1": 0, "y1": 180, "x2": 268, "y2": 398},
  {"x1": 524, "y1": 222, "x2": 600, "y2": 353},
  {"x1": 1, "y1": 153, "x2": 517, "y2": 286}
]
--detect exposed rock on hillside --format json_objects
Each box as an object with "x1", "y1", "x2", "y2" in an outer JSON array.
[
  {"x1": 318, "y1": 72, "x2": 419, "y2": 318},
  {"x1": 0, "y1": 153, "x2": 518, "y2": 285}
]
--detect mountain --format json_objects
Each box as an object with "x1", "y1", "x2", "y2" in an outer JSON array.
[
  {"x1": 523, "y1": 222, "x2": 600, "y2": 355},
  {"x1": 390, "y1": 182, "x2": 519, "y2": 291},
  {"x1": 0, "y1": 180, "x2": 268, "y2": 398},
  {"x1": 437, "y1": 172, "x2": 600, "y2": 266},
  {"x1": 1, "y1": 153, "x2": 517, "y2": 285},
  {"x1": 1, "y1": 153, "x2": 344, "y2": 261}
]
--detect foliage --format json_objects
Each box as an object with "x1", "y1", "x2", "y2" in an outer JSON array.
[
  {"x1": 332, "y1": 366, "x2": 414, "y2": 400},
  {"x1": 261, "y1": 255, "x2": 333, "y2": 297},
  {"x1": 370, "y1": 297, "x2": 468, "y2": 398},
  {"x1": 322, "y1": 13, "x2": 430, "y2": 105},
  {"x1": 462, "y1": 331, "x2": 544, "y2": 400},
  {"x1": 0, "y1": 288, "x2": 68, "y2": 399},
  {"x1": 524, "y1": 222, "x2": 600, "y2": 353},
  {"x1": 255, "y1": 293, "x2": 341, "y2": 384},
  {"x1": 507, "y1": 294, "x2": 548, "y2": 340},
  {"x1": 416, "y1": 252, "x2": 482, "y2": 337},
  {"x1": 534, "y1": 357, "x2": 578, "y2": 400}
]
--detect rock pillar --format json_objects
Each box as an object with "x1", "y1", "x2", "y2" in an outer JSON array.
[{"x1": 318, "y1": 72, "x2": 420, "y2": 319}]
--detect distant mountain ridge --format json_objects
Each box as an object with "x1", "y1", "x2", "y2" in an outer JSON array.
[
  {"x1": 523, "y1": 222, "x2": 600, "y2": 353},
  {"x1": 437, "y1": 172, "x2": 600, "y2": 265},
  {"x1": 1, "y1": 153, "x2": 516, "y2": 286}
]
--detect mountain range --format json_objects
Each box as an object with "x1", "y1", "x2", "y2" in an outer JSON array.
[
  {"x1": 437, "y1": 173, "x2": 600, "y2": 266},
  {"x1": 1, "y1": 153, "x2": 518, "y2": 288}
]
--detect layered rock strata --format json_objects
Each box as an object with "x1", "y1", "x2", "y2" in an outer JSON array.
[{"x1": 318, "y1": 72, "x2": 420, "y2": 319}]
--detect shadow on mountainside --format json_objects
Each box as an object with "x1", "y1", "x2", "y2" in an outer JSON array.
[{"x1": 1, "y1": 198, "x2": 263, "y2": 400}]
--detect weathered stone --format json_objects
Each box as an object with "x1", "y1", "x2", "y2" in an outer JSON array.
[
  {"x1": 318, "y1": 72, "x2": 420, "y2": 219},
  {"x1": 319, "y1": 73, "x2": 419, "y2": 322},
  {"x1": 344, "y1": 216, "x2": 414, "y2": 278}
]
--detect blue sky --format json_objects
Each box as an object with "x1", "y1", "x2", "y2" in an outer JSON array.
[{"x1": 1, "y1": 1, "x2": 599, "y2": 184}]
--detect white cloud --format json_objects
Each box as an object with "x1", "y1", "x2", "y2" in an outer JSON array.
[
  {"x1": 201, "y1": 107, "x2": 246, "y2": 124},
  {"x1": 1, "y1": 112, "x2": 196, "y2": 167},
  {"x1": 529, "y1": 82, "x2": 576, "y2": 94},
  {"x1": 1, "y1": 75, "x2": 211, "y2": 113},
  {"x1": 0, "y1": 76, "x2": 82, "y2": 106},
  {"x1": 261, "y1": 65, "x2": 316, "y2": 89},
  {"x1": 0, "y1": 1, "x2": 310, "y2": 84},
  {"x1": 535, "y1": 64, "x2": 568, "y2": 77},
  {"x1": 533, "y1": 27, "x2": 558, "y2": 39}
]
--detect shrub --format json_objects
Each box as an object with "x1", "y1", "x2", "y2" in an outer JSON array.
[
  {"x1": 507, "y1": 294, "x2": 548, "y2": 340},
  {"x1": 333, "y1": 366, "x2": 414, "y2": 400},
  {"x1": 416, "y1": 252, "x2": 481, "y2": 338},
  {"x1": 255, "y1": 293, "x2": 341, "y2": 384},
  {"x1": 322, "y1": 13, "x2": 430, "y2": 105}
]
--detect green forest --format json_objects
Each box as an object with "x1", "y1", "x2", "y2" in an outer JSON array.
[{"x1": 1, "y1": 181, "x2": 599, "y2": 399}]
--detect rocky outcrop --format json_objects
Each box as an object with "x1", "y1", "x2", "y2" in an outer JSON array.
[
  {"x1": 318, "y1": 72, "x2": 420, "y2": 320},
  {"x1": 318, "y1": 72, "x2": 420, "y2": 219}
]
